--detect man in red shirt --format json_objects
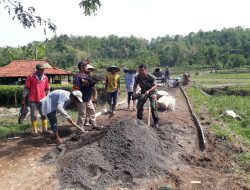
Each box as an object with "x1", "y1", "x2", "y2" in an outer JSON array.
[{"x1": 21, "y1": 63, "x2": 50, "y2": 134}]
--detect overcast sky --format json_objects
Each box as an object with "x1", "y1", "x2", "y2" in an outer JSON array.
[{"x1": 0, "y1": 0, "x2": 249, "y2": 47}]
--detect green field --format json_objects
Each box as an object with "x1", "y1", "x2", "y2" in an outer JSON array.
[
  {"x1": 188, "y1": 70, "x2": 250, "y2": 142},
  {"x1": 191, "y1": 72, "x2": 250, "y2": 88}
]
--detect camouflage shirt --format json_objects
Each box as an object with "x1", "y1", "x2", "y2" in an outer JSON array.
[{"x1": 134, "y1": 73, "x2": 157, "y2": 94}]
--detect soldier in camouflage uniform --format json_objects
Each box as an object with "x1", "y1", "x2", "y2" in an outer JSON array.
[{"x1": 133, "y1": 64, "x2": 159, "y2": 127}]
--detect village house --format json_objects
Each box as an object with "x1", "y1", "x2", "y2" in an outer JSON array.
[{"x1": 0, "y1": 60, "x2": 72, "y2": 84}]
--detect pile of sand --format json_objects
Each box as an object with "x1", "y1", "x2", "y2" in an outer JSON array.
[{"x1": 56, "y1": 119, "x2": 178, "y2": 189}]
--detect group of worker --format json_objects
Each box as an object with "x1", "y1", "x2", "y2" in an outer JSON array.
[{"x1": 21, "y1": 61, "x2": 161, "y2": 143}]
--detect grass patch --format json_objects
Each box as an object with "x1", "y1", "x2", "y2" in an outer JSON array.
[
  {"x1": 210, "y1": 124, "x2": 230, "y2": 140},
  {"x1": 234, "y1": 153, "x2": 250, "y2": 165},
  {"x1": 0, "y1": 119, "x2": 30, "y2": 139},
  {"x1": 188, "y1": 87, "x2": 250, "y2": 144}
]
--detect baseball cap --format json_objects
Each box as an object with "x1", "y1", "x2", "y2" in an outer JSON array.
[{"x1": 71, "y1": 90, "x2": 83, "y2": 102}]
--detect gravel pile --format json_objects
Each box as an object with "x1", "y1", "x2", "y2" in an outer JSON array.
[{"x1": 58, "y1": 119, "x2": 178, "y2": 190}]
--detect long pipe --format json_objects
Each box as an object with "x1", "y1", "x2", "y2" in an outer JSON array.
[{"x1": 180, "y1": 86, "x2": 206, "y2": 149}]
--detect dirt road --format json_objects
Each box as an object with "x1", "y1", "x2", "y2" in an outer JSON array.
[{"x1": 0, "y1": 86, "x2": 245, "y2": 190}]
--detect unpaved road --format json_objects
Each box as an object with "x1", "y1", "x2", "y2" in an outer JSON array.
[{"x1": 0, "y1": 86, "x2": 246, "y2": 190}]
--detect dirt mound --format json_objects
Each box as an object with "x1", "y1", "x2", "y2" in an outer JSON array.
[{"x1": 57, "y1": 118, "x2": 178, "y2": 190}]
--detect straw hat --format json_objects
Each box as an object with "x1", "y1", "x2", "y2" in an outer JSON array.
[{"x1": 107, "y1": 65, "x2": 120, "y2": 72}]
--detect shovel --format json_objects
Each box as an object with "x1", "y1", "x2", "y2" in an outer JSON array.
[{"x1": 72, "y1": 122, "x2": 88, "y2": 134}]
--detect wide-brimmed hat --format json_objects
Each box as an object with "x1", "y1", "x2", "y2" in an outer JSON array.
[
  {"x1": 35, "y1": 63, "x2": 47, "y2": 70},
  {"x1": 87, "y1": 64, "x2": 96, "y2": 72},
  {"x1": 107, "y1": 65, "x2": 120, "y2": 72},
  {"x1": 71, "y1": 90, "x2": 83, "y2": 102}
]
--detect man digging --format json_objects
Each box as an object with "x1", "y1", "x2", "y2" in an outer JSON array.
[
  {"x1": 133, "y1": 64, "x2": 159, "y2": 127},
  {"x1": 40, "y1": 89, "x2": 86, "y2": 143}
]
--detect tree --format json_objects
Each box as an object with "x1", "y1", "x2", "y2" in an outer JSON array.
[
  {"x1": 229, "y1": 54, "x2": 246, "y2": 69},
  {"x1": 204, "y1": 45, "x2": 219, "y2": 72},
  {"x1": 0, "y1": 26, "x2": 249, "y2": 70},
  {"x1": 0, "y1": 0, "x2": 101, "y2": 33},
  {"x1": 135, "y1": 51, "x2": 160, "y2": 69}
]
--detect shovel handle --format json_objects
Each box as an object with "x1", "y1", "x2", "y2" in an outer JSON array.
[{"x1": 148, "y1": 100, "x2": 151, "y2": 127}]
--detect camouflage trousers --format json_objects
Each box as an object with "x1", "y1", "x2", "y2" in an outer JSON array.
[{"x1": 137, "y1": 94, "x2": 159, "y2": 123}]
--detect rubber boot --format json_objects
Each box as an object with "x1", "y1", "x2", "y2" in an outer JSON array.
[
  {"x1": 31, "y1": 120, "x2": 38, "y2": 134},
  {"x1": 41, "y1": 119, "x2": 47, "y2": 131},
  {"x1": 41, "y1": 119, "x2": 50, "y2": 134}
]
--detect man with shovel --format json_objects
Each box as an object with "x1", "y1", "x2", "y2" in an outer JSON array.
[
  {"x1": 73, "y1": 60, "x2": 103, "y2": 130},
  {"x1": 41, "y1": 89, "x2": 86, "y2": 143},
  {"x1": 133, "y1": 64, "x2": 159, "y2": 127}
]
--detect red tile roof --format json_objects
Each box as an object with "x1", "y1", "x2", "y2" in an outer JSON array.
[{"x1": 0, "y1": 60, "x2": 71, "y2": 77}]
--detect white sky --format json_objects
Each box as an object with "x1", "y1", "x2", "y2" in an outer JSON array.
[{"x1": 0, "y1": 0, "x2": 249, "y2": 47}]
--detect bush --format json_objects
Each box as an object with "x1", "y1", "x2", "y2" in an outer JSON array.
[
  {"x1": 0, "y1": 84, "x2": 74, "y2": 106},
  {"x1": 0, "y1": 84, "x2": 106, "y2": 106},
  {"x1": 0, "y1": 85, "x2": 23, "y2": 106}
]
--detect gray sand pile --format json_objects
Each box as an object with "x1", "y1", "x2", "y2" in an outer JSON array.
[{"x1": 58, "y1": 119, "x2": 178, "y2": 190}]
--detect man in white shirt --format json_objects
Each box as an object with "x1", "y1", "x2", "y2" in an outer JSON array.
[
  {"x1": 41, "y1": 90, "x2": 84, "y2": 143},
  {"x1": 124, "y1": 68, "x2": 136, "y2": 111}
]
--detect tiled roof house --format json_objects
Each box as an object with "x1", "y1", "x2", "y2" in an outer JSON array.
[{"x1": 0, "y1": 60, "x2": 72, "y2": 84}]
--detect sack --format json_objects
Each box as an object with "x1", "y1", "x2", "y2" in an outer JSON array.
[
  {"x1": 157, "y1": 90, "x2": 169, "y2": 99},
  {"x1": 157, "y1": 95, "x2": 176, "y2": 111}
]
